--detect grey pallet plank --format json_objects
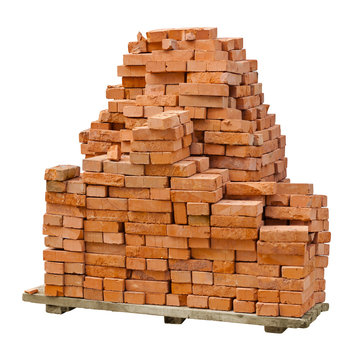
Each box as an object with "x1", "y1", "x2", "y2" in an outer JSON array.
[{"x1": 23, "y1": 285, "x2": 329, "y2": 330}]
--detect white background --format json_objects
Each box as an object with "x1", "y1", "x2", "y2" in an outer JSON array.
[{"x1": 1, "y1": 0, "x2": 359, "y2": 358}]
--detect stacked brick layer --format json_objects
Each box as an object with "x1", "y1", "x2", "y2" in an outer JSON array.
[{"x1": 42, "y1": 27, "x2": 330, "y2": 318}]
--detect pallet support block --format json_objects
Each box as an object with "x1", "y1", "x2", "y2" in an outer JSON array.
[
  {"x1": 46, "y1": 304, "x2": 74, "y2": 315},
  {"x1": 164, "y1": 316, "x2": 186, "y2": 324}
]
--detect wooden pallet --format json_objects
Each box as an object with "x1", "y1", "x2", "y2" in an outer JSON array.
[{"x1": 22, "y1": 285, "x2": 329, "y2": 333}]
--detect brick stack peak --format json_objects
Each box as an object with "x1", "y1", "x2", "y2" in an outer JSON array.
[{"x1": 41, "y1": 27, "x2": 330, "y2": 318}]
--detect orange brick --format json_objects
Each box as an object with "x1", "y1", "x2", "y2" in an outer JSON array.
[
  {"x1": 44, "y1": 165, "x2": 80, "y2": 181},
  {"x1": 64, "y1": 286, "x2": 83, "y2": 298},
  {"x1": 171, "y1": 173, "x2": 222, "y2": 191},
  {"x1": 170, "y1": 270, "x2": 191, "y2": 283},
  {"x1": 146, "y1": 292, "x2": 166, "y2": 305},
  {"x1": 103, "y1": 290, "x2": 124, "y2": 302},
  {"x1": 83, "y1": 172, "x2": 125, "y2": 187},
  {"x1": 173, "y1": 202, "x2": 187, "y2": 224},
  {"x1": 187, "y1": 72, "x2": 241, "y2": 86},
  {"x1": 87, "y1": 185, "x2": 108, "y2": 197},
  {"x1": 86, "y1": 197, "x2": 127, "y2": 211},
  {"x1": 236, "y1": 288, "x2": 257, "y2": 301},
  {"x1": 208, "y1": 297, "x2": 232, "y2": 310},
  {"x1": 233, "y1": 300, "x2": 255, "y2": 313},
  {"x1": 171, "y1": 188, "x2": 222, "y2": 203},
  {"x1": 44, "y1": 261, "x2": 64, "y2": 274},
  {"x1": 210, "y1": 227, "x2": 258, "y2": 240},
  {"x1": 124, "y1": 291, "x2": 145, "y2": 304},
  {"x1": 150, "y1": 188, "x2": 171, "y2": 200},
  {"x1": 258, "y1": 253, "x2": 307, "y2": 266},
  {"x1": 86, "y1": 265, "x2": 129, "y2": 279},
  {"x1": 266, "y1": 194, "x2": 290, "y2": 206},
  {"x1": 125, "y1": 279, "x2": 169, "y2": 293},
  {"x1": 146, "y1": 259, "x2": 168, "y2": 271},
  {"x1": 314, "y1": 231, "x2": 331, "y2": 243},
  {"x1": 125, "y1": 222, "x2": 167, "y2": 236},
  {"x1": 146, "y1": 235, "x2": 187, "y2": 249},
  {"x1": 46, "y1": 180, "x2": 67, "y2": 193},
  {"x1": 63, "y1": 216, "x2": 83, "y2": 229},
  {"x1": 171, "y1": 282, "x2": 192, "y2": 295},
  {"x1": 166, "y1": 294, "x2": 187, "y2": 306},
  {"x1": 66, "y1": 178, "x2": 85, "y2": 195},
  {"x1": 126, "y1": 257, "x2": 146, "y2": 270},
  {"x1": 315, "y1": 256, "x2": 329, "y2": 268},
  {"x1": 277, "y1": 183, "x2": 313, "y2": 195},
  {"x1": 279, "y1": 295, "x2": 315, "y2": 317},
  {"x1": 43, "y1": 249, "x2": 84, "y2": 263},
  {"x1": 84, "y1": 220, "x2": 119, "y2": 233},
  {"x1": 258, "y1": 241, "x2": 307, "y2": 256},
  {"x1": 213, "y1": 261, "x2": 234, "y2": 273},
  {"x1": 210, "y1": 214, "x2": 262, "y2": 228},
  {"x1": 24, "y1": 287, "x2": 39, "y2": 295},
  {"x1": 103, "y1": 232, "x2": 125, "y2": 245},
  {"x1": 83, "y1": 288, "x2": 102, "y2": 300},
  {"x1": 187, "y1": 202, "x2": 209, "y2": 216},
  {"x1": 125, "y1": 234, "x2": 145, "y2": 246},
  {"x1": 169, "y1": 259, "x2": 212, "y2": 272},
  {"x1": 180, "y1": 83, "x2": 229, "y2": 96},
  {"x1": 187, "y1": 295, "x2": 209, "y2": 308},
  {"x1": 282, "y1": 263, "x2": 315, "y2": 279},
  {"x1": 126, "y1": 245, "x2": 168, "y2": 259},
  {"x1": 192, "y1": 271, "x2": 213, "y2": 285},
  {"x1": 211, "y1": 238, "x2": 256, "y2": 251},
  {"x1": 188, "y1": 237, "x2": 210, "y2": 248},
  {"x1": 226, "y1": 182, "x2": 276, "y2": 195},
  {"x1": 256, "y1": 302, "x2": 279, "y2": 316},
  {"x1": 44, "y1": 273, "x2": 64, "y2": 286},
  {"x1": 191, "y1": 248, "x2": 234, "y2": 261},
  {"x1": 64, "y1": 262, "x2": 85, "y2": 274},
  {"x1": 236, "y1": 250, "x2": 257, "y2": 262},
  {"x1": 84, "y1": 276, "x2": 103, "y2": 290},
  {"x1": 211, "y1": 199, "x2": 263, "y2": 217},
  {"x1": 167, "y1": 225, "x2": 210, "y2": 238},
  {"x1": 260, "y1": 225, "x2": 309, "y2": 242},
  {"x1": 123, "y1": 105, "x2": 144, "y2": 118},
  {"x1": 169, "y1": 248, "x2": 190, "y2": 260},
  {"x1": 257, "y1": 289, "x2": 279, "y2": 303},
  {"x1": 45, "y1": 192, "x2": 86, "y2": 207},
  {"x1": 103, "y1": 278, "x2": 125, "y2": 291},
  {"x1": 214, "y1": 273, "x2": 257, "y2": 288},
  {"x1": 43, "y1": 214, "x2": 63, "y2": 227},
  {"x1": 44, "y1": 285, "x2": 64, "y2": 297},
  {"x1": 85, "y1": 253, "x2": 125, "y2": 267},
  {"x1": 236, "y1": 262, "x2": 280, "y2": 277},
  {"x1": 128, "y1": 199, "x2": 172, "y2": 213},
  {"x1": 63, "y1": 239, "x2": 85, "y2": 252}
]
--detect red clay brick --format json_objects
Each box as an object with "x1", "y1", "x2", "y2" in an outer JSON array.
[{"x1": 187, "y1": 295, "x2": 209, "y2": 308}]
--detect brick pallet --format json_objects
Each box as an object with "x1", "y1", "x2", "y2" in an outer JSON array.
[{"x1": 23, "y1": 26, "x2": 330, "y2": 333}]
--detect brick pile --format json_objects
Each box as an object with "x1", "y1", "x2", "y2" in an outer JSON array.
[{"x1": 41, "y1": 27, "x2": 330, "y2": 318}]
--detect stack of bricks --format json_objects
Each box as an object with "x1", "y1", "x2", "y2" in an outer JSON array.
[
  {"x1": 43, "y1": 165, "x2": 86, "y2": 298},
  {"x1": 40, "y1": 27, "x2": 330, "y2": 318},
  {"x1": 130, "y1": 110, "x2": 193, "y2": 167},
  {"x1": 224, "y1": 181, "x2": 329, "y2": 316}
]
